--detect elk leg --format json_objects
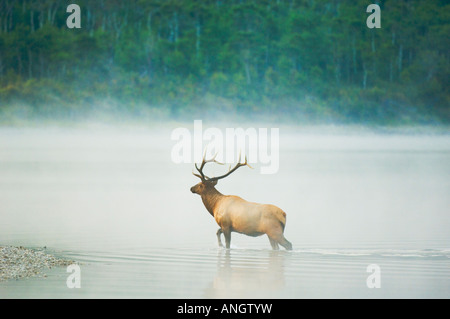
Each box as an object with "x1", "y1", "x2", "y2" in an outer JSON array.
[
  {"x1": 216, "y1": 228, "x2": 224, "y2": 247},
  {"x1": 268, "y1": 236, "x2": 280, "y2": 250},
  {"x1": 223, "y1": 228, "x2": 231, "y2": 249},
  {"x1": 277, "y1": 235, "x2": 292, "y2": 251}
]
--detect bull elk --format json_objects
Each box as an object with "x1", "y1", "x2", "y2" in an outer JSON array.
[{"x1": 190, "y1": 154, "x2": 292, "y2": 250}]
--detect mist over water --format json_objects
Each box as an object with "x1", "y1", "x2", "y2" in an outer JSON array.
[
  {"x1": 0, "y1": 124, "x2": 449, "y2": 298},
  {"x1": 0, "y1": 0, "x2": 448, "y2": 300}
]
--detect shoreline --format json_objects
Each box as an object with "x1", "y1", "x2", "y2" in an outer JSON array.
[{"x1": 0, "y1": 246, "x2": 74, "y2": 282}]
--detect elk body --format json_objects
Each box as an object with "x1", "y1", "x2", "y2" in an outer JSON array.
[{"x1": 190, "y1": 155, "x2": 292, "y2": 250}]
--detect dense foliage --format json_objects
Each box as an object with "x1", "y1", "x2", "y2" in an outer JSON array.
[{"x1": 0, "y1": 0, "x2": 449, "y2": 124}]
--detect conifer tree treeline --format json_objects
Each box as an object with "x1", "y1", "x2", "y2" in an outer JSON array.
[{"x1": 0, "y1": 0, "x2": 448, "y2": 123}]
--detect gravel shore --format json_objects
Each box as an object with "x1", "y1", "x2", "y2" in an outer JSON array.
[{"x1": 0, "y1": 246, "x2": 74, "y2": 281}]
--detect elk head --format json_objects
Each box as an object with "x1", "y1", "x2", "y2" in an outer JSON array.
[{"x1": 190, "y1": 153, "x2": 252, "y2": 195}]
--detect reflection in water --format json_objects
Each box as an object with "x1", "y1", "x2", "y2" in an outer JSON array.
[
  {"x1": 0, "y1": 127, "x2": 449, "y2": 298},
  {"x1": 205, "y1": 249, "x2": 287, "y2": 298},
  {"x1": 1, "y1": 246, "x2": 450, "y2": 298}
]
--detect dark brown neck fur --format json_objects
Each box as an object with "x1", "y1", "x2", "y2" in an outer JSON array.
[{"x1": 200, "y1": 186, "x2": 224, "y2": 217}]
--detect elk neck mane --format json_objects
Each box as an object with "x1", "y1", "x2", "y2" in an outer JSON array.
[{"x1": 200, "y1": 186, "x2": 224, "y2": 217}]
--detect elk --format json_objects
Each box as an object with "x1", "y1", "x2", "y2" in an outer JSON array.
[{"x1": 190, "y1": 154, "x2": 292, "y2": 250}]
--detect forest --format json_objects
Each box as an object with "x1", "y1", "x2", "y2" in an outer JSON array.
[{"x1": 0, "y1": 0, "x2": 448, "y2": 124}]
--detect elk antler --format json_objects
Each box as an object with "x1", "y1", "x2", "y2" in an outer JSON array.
[
  {"x1": 193, "y1": 152, "x2": 223, "y2": 181},
  {"x1": 193, "y1": 152, "x2": 252, "y2": 181},
  {"x1": 208, "y1": 152, "x2": 253, "y2": 182}
]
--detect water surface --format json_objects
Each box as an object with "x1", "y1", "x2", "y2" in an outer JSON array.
[{"x1": 0, "y1": 126, "x2": 449, "y2": 298}]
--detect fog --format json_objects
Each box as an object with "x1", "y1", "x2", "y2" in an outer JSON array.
[
  {"x1": 0, "y1": 124, "x2": 449, "y2": 297},
  {"x1": 1, "y1": 124, "x2": 448, "y2": 248}
]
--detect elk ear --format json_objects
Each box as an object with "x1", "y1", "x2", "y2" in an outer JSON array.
[{"x1": 211, "y1": 180, "x2": 218, "y2": 186}]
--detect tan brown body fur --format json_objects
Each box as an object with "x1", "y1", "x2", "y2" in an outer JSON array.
[{"x1": 191, "y1": 181, "x2": 292, "y2": 250}]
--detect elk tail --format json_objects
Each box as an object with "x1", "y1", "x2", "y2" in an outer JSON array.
[{"x1": 278, "y1": 210, "x2": 287, "y2": 232}]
